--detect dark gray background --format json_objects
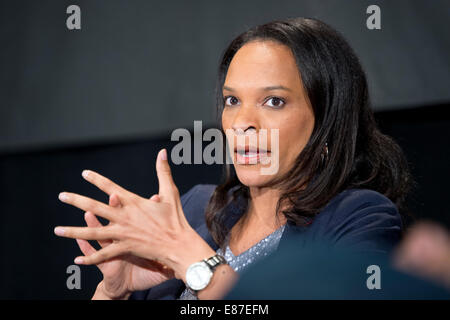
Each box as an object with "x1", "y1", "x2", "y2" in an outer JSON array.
[
  {"x1": 1, "y1": 0, "x2": 449, "y2": 152},
  {"x1": 0, "y1": 0, "x2": 449, "y2": 299}
]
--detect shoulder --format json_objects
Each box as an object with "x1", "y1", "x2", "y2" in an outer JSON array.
[
  {"x1": 305, "y1": 188, "x2": 403, "y2": 252},
  {"x1": 180, "y1": 184, "x2": 217, "y2": 229},
  {"x1": 323, "y1": 188, "x2": 400, "y2": 221}
]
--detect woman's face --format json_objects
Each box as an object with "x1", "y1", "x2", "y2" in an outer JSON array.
[{"x1": 221, "y1": 40, "x2": 315, "y2": 187}]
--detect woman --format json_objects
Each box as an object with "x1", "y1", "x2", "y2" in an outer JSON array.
[{"x1": 54, "y1": 17, "x2": 413, "y2": 300}]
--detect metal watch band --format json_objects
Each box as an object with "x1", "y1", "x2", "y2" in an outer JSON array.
[{"x1": 204, "y1": 254, "x2": 227, "y2": 271}]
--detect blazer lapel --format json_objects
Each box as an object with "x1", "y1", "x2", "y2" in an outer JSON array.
[{"x1": 278, "y1": 221, "x2": 308, "y2": 249}]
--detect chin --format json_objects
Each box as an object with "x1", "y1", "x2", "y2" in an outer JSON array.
[{"x1": 234, "y1": 165, "x2": 276, "y2": 188}]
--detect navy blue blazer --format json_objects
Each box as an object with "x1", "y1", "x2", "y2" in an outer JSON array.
[{"x1": 130, "y1": 184, "x2": 402, "y2": 300}]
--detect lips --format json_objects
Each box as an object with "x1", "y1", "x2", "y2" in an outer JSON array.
[{"x1": 234, "y1": 145, "x2": 271, "y2": 164}]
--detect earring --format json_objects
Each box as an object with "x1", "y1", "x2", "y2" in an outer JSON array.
[{"x1": 321, "y1": 142, "x2": 329, "y2": 164}]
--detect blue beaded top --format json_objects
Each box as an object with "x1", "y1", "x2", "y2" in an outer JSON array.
[{"x1": 178, "y1": 224, "x2": 286, "y2": 300}]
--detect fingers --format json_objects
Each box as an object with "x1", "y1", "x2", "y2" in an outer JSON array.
[
  {"x1": 149, "y1": 194, "x2": 161, "y2": 202},
  {"x1": 84, "y1": 211, "x2": 104, "y2": 228},
  {"x1": 81, "y1": 170, "x2": 130, "y2": 199},
  {"x1": 54, "y1": 225, "x2": 117, "y2": 241},
  {"x1": 76, "y1": 238, "x2": 97, "y2": 256},
  {"x1": 74, "y1": 243, "x2": 123, "y2": 265},
  {"x1": 75, "y1": 238, "x2": 107, "y2": 272},
  {"x1": 109, "y1": 193, "x2": 122, "y2": 208},
  {"x1": 58, "y1": 192, "x2": 116, "y2": 222},
  {"x1": 155, "y1": 148, "x2": 179, "y2": 201},
  {"x1": 84, "y1": 212, "x2": 112, "y2": 247}
]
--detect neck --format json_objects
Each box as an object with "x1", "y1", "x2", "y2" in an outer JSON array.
[
  {"x1": 244, "y1": 186, "x2": 286, "y2": 230},
  {"x1": 229, "y1": 185, "x2": 287, "y2": 247}
]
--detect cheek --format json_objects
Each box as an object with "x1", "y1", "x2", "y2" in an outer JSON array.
[
  {"x1": 221, "y1": 110, "x2": 235, "y2": 149},
  {"x1": 221, "y1": 108, "x2": 233, "y2": 129},
  {"x1": 278, "y1": 114, "x2": 314, "y2": 163}
]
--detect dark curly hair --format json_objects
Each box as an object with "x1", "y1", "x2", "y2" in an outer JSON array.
[{"x1": 205, "y1": 17, "x2": 415, "y2": 249}]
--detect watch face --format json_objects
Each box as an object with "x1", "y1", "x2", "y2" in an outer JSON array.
[{"x1": 186, "y1": 262, "x2": 213, "y2": 291}]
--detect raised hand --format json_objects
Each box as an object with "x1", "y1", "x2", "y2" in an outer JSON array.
[
  {"x1": 54, "y1": 149, "x2": 216, "y2": 294},
  {"x1": 75, "y1": 193, "x2": 174, "y2": 299}
]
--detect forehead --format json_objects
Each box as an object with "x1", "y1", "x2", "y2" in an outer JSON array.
[{"x1": 225, "y1": 40, "x2": 302, "y2": 89}]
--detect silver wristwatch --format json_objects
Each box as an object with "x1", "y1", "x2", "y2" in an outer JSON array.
[{"x1": 185, "y1": 254, "x2": 227, "y2": 294}]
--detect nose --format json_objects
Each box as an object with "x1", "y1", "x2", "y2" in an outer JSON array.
[{"x1": 231, "y1": 104, "x2": 258, "y2": 134}]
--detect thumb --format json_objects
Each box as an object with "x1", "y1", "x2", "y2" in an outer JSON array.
[{"x1": 156, "y1": 148, "x2": 178, "y2": 201}]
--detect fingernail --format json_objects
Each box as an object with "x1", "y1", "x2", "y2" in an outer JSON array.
[
  {"x1": 74, "y1": 257, "x2": 84, "y2": 264},
  {"x1": 82, "y1": 170, "x2": 90, "y2": 179},
  {"x1": 54, "y1": 227, "x2": 65, "y2": 236},
  {"x1": 161, "y1": 149, "x2": 167, "y2": 161},
  {"x1": 58, "y1": 192, "x2": 68, "y2": 202}
]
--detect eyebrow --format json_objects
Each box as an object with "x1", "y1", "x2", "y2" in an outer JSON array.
[{"x1": 223, "y1": 85, "x2": 292, "y2": 92}]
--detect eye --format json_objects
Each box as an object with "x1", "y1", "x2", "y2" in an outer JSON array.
[
  {"x1": 223, "y1": 95, "x2": 240, "y2": 106},
  {"x1": 264, "y1": 96, "x2": 286, "y2": 108}
]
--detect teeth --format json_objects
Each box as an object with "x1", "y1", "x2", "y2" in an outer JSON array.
[
  {"x1": 237, "y1": 150, "x2": 257, "y2": 155},
  {"x1": 236, "y1": 150, "x2": 268, "y2": 156},
  {"x1": 237, "y1": 152, "x2": 262, "y2": 159},
  {"x1": 242, "y1": 153, "x2": 257, "y2": 157}
]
